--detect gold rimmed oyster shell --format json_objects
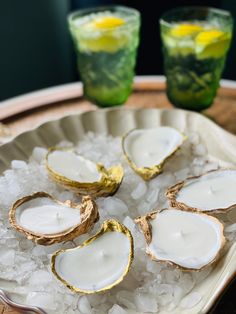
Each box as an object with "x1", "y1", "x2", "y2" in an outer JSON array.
[
  {"x1": 135, "y1": 208, "x2": 225, "y2": 271},
  {"x1": 166, "y1": 169, "x2": 236, "y2": 214},
  {"x1": 51, "y1": 219, "x2": 134, "y2": 294},
  {"x1": 122, "y1": 127, "x2": 186, "y2": 181},
  {"x1": 46, "y1": 147, "x2": 124, "y2": 197},
  {"x1": 9, "y1": 192, "x2": 99, "y2": 245}
]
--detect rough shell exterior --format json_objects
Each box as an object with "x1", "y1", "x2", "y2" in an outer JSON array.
[
  {"x1": 9, "y1": 192, "x2": 99, "y2": 246},
  {"x1": 135, "y1": 209, "x2": 226, "y2": 271},
  {"x1": 46, "y1": 147, "x2": 124, "y2": 197},
  {"x1": 51, "y1": 219, "x2": 134, "y2": 294}
]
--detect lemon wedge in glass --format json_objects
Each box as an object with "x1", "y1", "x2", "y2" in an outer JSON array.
[
  {"x1": 171, "y1": 23, "x2": 203, "y2": 37},
  {"x1": 79, "y1": 15, "x2": 128, "y2": 53},
  {"x1": 195, "y1": 29, "x2": 231, "y2": 59},
  {"x1": 92, "y1": 16, "x2": 125, "y2": 29}
]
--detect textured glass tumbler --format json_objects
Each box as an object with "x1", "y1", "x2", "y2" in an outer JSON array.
[
  {"x1": 68, "y1": 6, "x2": 140, "y2": 107},
  {"x1": 160, "y1": 7, "x2": 233, "y2": 111}
]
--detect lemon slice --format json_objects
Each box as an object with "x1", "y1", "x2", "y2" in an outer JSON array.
[
  {"x1": 78, "y1": 15, "x2": 128, "y2": 53},
  {"x1": 171, "y1": 23, "x2": 203, "y2": 37},
  {"x1": 92, "y1": 16, "x2": 125, "y2": 29},
  {"x1": 195, "y1": 29, "x2": 224, "y2": 44},
  {"x1": 195, "y1": 29, "x2": 231, "y2": 59}
]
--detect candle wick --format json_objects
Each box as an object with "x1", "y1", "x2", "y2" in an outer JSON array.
[
  {"x1": 56, "y1": 212, "x2": 61, "y2": 222},
  {"x1": 180, "y1": 229, "x2": 189, "y2": 237},
  {"x1": 208, "y1": 186, "x2": 215, "y2": 194},
  {"x1": 99, "y1": 250, "x2": 108, "y2": 259},
  {"x1": 179, "y1": 229, "x2": 185, "y2": 237},
  {"x1": 173, "y1": 230, "x2": 187, "y2": 238}
]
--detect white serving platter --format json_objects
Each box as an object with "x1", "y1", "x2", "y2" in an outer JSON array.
[{"x1": 0, "y1": 107, "x2": 236, "y2": 314}]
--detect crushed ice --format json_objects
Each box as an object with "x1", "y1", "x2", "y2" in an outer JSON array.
[{"x1": 0, "y1": 131, "x2": 234, "y2": 313}]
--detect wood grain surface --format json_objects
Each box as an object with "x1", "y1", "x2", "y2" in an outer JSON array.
[
  {"x1": 2, "y1": 81, "x2": 236, "y2": 136},
  {"x1": 1, "y1": 79, "x2": 236, "y2": 314},
  {"x1": 0, "y1": 305, "x2": 20, "y2": 314}
]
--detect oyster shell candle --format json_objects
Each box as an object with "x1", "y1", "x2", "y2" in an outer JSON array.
[
  {"x1": 136, "y1": 209, "x2": 225, "y2": 270},
  {"x1": 51, "y1": 219, "x2": 134, "y2": 293},
  {"x1": 46, "y1": 148, "x2": 124, "y2": 197},
  {"x1": 122, "y1": 127, "x2": 185, "y2": 180},
  {"x1": 9, "y1": 192, "x2": 99, "y2": 245},
  {"x1": 166, "y1": 169, "x2": 236, "y2": 213}
]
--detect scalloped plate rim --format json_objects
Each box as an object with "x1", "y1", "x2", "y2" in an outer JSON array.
[{"x1": 0, "y1": 107, "x2": 236, "y2": 314}]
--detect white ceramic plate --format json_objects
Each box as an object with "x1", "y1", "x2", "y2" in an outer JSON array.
[{"x1": 0, "y1": 107, "x2": 236, "y2": 314}]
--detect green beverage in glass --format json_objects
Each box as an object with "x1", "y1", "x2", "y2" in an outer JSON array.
[
  {"x1": 68, "y1": 6, "x2": 140, "y2": 107},
  {"x1": 160, "y1": 7, "x2": 233, "y2": 111}
]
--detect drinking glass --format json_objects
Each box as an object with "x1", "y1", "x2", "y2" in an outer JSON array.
[
  {"x1": 68, "y1": 6, "x2": 140, "y2": 107},
  {"x1": 160, "y1": 7, "x2": 233, "y2": 111}
]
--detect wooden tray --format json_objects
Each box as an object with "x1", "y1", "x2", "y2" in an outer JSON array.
[{"x1": 1, "y1": 76, "x2": 236, "y2": 136}]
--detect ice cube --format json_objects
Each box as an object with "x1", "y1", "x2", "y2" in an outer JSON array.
[
  {"x1": 178, "y1": 273, "x2": 195, "y2": 294},
  {"x1": 194, "y1": 144, "x2": 207, "y2": 156},
  {"x1": 108, "y1": 304, "x2": 127, "y2": 314},
  {"x1": 123, "y1": 216, "x2": 136, "y2": 234},
  {"x1": 31, "y1": 147, "x2": 48, "y2": 163},
  {"x1": 78, "y1": 296, "x2": 92, "y2": 314},
  {"x1": 172, "y1": 285, "x2": 185, "y2": 306},
  {"x1": 175, "y1": 168, "x2": 189, "y2": 181},
  {"x1": 11, "y1": 160, "x2": 28, "y2": 169},
  {"x1": 19, "y1": 238, "x2": 34, "y2": 250},
  {"x1": 137, "y1": 201, "x2": 151, "y2": 216},
  {"x1": 116, "y1": 290, "x2": 136, "y2": 310},
  {"x1": 146, "y1": 260, "x2": 163, "y2": 274},
  {"x1": 0, "y1": 249, "x2": 15, "y2": 266},
  {"x1": 32, "y1": 245, "x2": 47, "y2": 257},
  {"x1": 28, "y1": 270, "x2": 52, "y2": 287},
  {"x1": 155, "y1": 284, "x2": 174, "y2": 306},
  {"x1": 98, "y1": 197, "x2": 128, "y2": 216},
  {"x1": 146, "y1": 188, "x2": 160, "y2": 204},
  {"x1": 87, "y1": 293, "x2": 107, "y2": 307},
  {"x1": 134, "y1": 291, "x2": 158, "y2": 313},
  {"x1": 131, "y1": 181, "x2": 147, "y2": 200}
]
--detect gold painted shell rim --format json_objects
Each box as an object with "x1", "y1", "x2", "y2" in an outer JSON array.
[
  {"x1": 9, "y1": 191, "x2": 99, "y2": 245},
  {"x1": 122, "y1": 128, "x2": 186, "y2": 181},
  {"x1": 135, "y1": 208, "x2": 226, "y2": 271},
  {"x1": 51, "y1": 219, "x2": 134, "y2": 294},
  {"x1": 166, "y1": 169, "x2": 236, "y2": 214},
  {"x1": 46, "y1": 147, "x2": 124, "y2": 196}
]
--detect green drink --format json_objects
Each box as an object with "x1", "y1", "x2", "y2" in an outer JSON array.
[
  {"x1": 160, "y1": 7, "x2": 233, "y2": 111},
  {"x1": 68, "y1": 6, "x2": 140, "y2": 107}
]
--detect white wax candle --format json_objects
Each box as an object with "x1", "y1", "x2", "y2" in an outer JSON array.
[
  {"x1": 55, "y1": 231, "x2": 130, "y2": 291},
  {"x1": 124, "y1": 127, "x2": 183, "y2": 168},
  {"x1": 176, "y1": 170, "x2": 236, "y2": 211},
  {"x1": 148, "y1": 209, "x2": 222, "y2": 269},
  {"x1": 48, "y1": 151, "x2": 101, "y2": 182},
  {"x1": 19, "y1": 204, "x2": 81, "y2": 234}
]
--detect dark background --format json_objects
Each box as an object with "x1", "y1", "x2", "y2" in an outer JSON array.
[
  {"x1": 0, "y1": 0, "x2": 235, "y2": 101},
  {"x1": 0, "y1": 1, "x2": 236, "y2": 313}
]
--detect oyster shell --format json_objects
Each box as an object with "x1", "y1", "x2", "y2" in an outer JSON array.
[
  {"x1": 46, "y1": 148, "x2": 124, "y2": 197},
  {"x1": 135, "y1": 208, "x2": 225, "y2": 271},
  {"x1": 122, "y1": 127, "x2": 185, "y2": 180},
  {"x1": 9, "y1": 192, "x2": 99, "y2": 245},
  {"x1": 166, "y1": 169, "x2": 236, "y2": 213},
  {"x1": 51, "y1": 219, "x2": 134, "y2": 294}
]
